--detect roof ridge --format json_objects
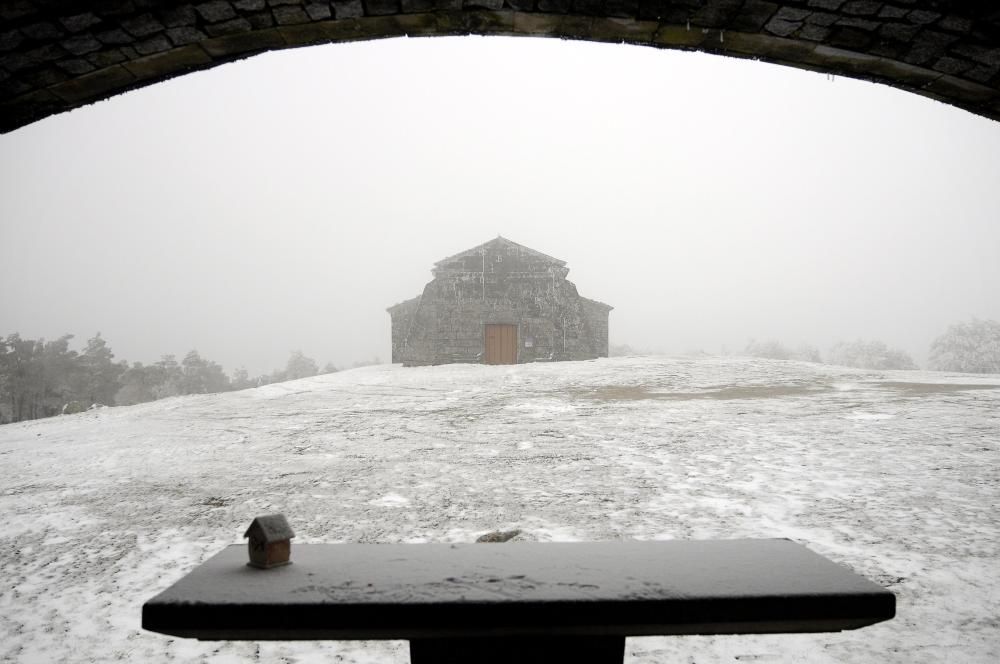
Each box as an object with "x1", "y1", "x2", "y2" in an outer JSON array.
[{"x1": 433, "y1": 237, "x2": 566, "y2": 267}]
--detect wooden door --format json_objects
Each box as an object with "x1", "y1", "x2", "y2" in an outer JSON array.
[{"x1": 484, "y1": 324, "x2": 518, "y2": 365}]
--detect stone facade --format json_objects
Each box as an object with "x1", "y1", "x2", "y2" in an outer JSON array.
[
  {"x1": 388, "y1": 237, "x2": 611, "y2": 366},
  {"x1": 1, "y1": 3, "x2": 999, "y2": 132}
]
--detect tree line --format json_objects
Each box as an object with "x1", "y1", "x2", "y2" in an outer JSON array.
[
  {"x1": 0, "y1": 333, "x2": 338, "y2": 425},
  {"x1": 742, "y1": 318, "x2": 1000, "y2": 372}
]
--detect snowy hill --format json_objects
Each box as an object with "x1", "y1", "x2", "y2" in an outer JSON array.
[{"x1": 2, "y1": 356, "x2": 999, "y2": 663}]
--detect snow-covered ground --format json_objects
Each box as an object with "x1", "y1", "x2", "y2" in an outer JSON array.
[{"x1": 1, "y1": 356, "x2": 998, "y2": 663}]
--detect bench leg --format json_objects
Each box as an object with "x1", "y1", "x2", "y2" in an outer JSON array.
[{"x1": 409, "y1": 635, "x2": 625, "y2": 664}]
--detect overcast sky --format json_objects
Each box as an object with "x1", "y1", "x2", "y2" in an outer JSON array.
[{"x1": 1, "y1": 36, "x2": 999, "y2": 375}]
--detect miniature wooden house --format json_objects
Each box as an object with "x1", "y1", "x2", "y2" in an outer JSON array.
[{"x1": 244, "y1": 514, "x2": 295, "y2": 569}]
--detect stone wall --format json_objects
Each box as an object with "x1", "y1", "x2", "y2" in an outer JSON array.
[
  {"x1": 388, "y1": 237, "x2": 611, "y2": 365},
  {"x1": 2, "y1": 2, "x2": 999, "y2": 132}
]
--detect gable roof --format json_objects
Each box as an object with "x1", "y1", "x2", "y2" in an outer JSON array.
[
  {"x1": 243, "y1": 514, "x2": 295, "y2": 542},
  {"x1": 433, "y1": 236, "x2": 566, "y2": 268}
]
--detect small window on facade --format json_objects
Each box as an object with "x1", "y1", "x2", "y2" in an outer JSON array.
[{"x1": 496, "y1": 255, "x2": 503, "y2": 263}]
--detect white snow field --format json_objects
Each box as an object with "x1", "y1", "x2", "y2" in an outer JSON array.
[{"x1": 1, "y1": 356, "x2": 998, "y2": 663}]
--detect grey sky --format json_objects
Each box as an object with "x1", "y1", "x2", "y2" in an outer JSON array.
[{"x1": 2, "y1": 36, "x2": 999, "y2": 375}]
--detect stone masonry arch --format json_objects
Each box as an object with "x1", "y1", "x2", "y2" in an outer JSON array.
[{"x1": 1, "y1": 2, "x2": 998, "y2": 133}]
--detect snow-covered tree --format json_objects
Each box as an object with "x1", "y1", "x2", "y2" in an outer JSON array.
[
  {"x1": 180, "y1": 350, "x2": 230, "y2": 394},
  {"x1": 745, "y1": 340, "x2": 822, "y2": 363},
  {"x1": 230, "y1": 367, "x2": 254, "y2": 390},
  {"x1": 827, "y1": 339, "x2": 916, "y2": 370},
  {"x1": 285, "y1": 351, "x2": 318, "y2": 380},
  {"x1": 74, "y1": 333, "x2": 124, "y2": 406},
  {"x1": 929, "y1": 319, "x2": 1000, "y2": 373}
]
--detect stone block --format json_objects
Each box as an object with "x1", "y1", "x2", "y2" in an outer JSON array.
[
  {"x1": 123, "y1": 44, "x2": 213, "y2": 80},
  {"x1": 56, "y1": 58, "x2": 97, "y2": 75},
  {"x1": 806, "y1": 12, "x2": 838, "y2": 26},
  {"x1": 95, "y1": 28, "x2": 133, "y2": 45},
  {"x1": 587, "y1": 17, "x2": 658, "y2": 44},
  {"x1": 366, "y1": 0, "x2": 401, "y2": 16},
  {"x1": 429, "y1": 9, "x2": 511, "y2": 35},
  {"x1": 728, "y1": 1, "x2": 779, "y2": 33},
  {"x1": 91, "y1": 0, "x2": 141, "y2": 18},
  {"x1": 938, "y1": 15, "x2": 972, "y2": 34},
  {"x1": 234, "y1": 0, "x2": 268, "y2": 9},
  {"x1": 305, "y1": 3, "x2": 333, "y2": 20},
  {"x1": 841, "y1": 47, "x2": 939, "y2": 89},
  {"x1": 572, "y1": 0, "x2": 604, "y2": 17},
  {"x1": 196, "y1": 2, "x2": 238, "y2": 23},
  {"x1": 722, "y1": 30, "x2": 814, "y2": 61},
  {"x1": 134, "y1": 35, "x2": 173, "y2": 55},
  {"x1": 879, "y1": 22, "x2": 919, "y2": 41},
  {"x1": 836, "y1": 17, "x2": 878, "y2": 31},
  {"x1": 247, "y1": 12, "x2": 276, "y2": 28},
  {"x1": 552, "y1": 13, "x2": 594, "y2": 38},
  {"x1": 21, "y1": 22, "x2": 65, "y2": 41},
  {"x1": 772, "y1": 7, "x2": 810, "y2": 22},
  {"x1": 86, "y1": 48, "x2": 128, "y2": 67},
  {"x1": 652, "y1": 23, "x2": 708, "y2": 47},
  {"x1": 277, "y1": 21, "x2": 334, "y2": 46},
  {"x1": 24, "y1": 44, "x2": 67, "y2": 66},
  {"x1": 20, "y1": 66, "x2": 69, "y2": 89},
  {"x1": 604, "y1": 0, "x2": 638, "y2": 20},
  {"x1": 842, "y1": 1, "x2": 879, "y2": 16},
  {"x1": 0, "y1": 76, "x2": 32, "y2": 98},
  {"x1": 0, "y1": 1, "x2": 36, "y2": 23},
  {"x1": 396, "y1": 13, "x2": 440, "y2": 35},
  {"x1": 205, "y1": 18, "x2": 254, "y2": 36},
  {"x1": 798, "y1": 24, "x2": 830, "y2": 42},
  {"x1": 401, "y1": 0, "x2": 436, "y2": 11},
  {"x1": 466, "y1": 0, "x2": 505, "y2": 10},
  {"x1": 61, "y1": 34, "x2": 103, "y2": 56},
  {"x1": 200, "y1": 28, "x2": 286, "y2": 58},
  {"x1": 827, "y1": 26, "x2": 874, "y2": 50},
  {"x1": 807, "y1": 0, "x2": 844, "y2": 9},
  {"x1": 924, "y1": 72, "x2": 997, "y2": 102},
  {"x1": 877, "y1": 6, "x2": 907, "y2": 19},
  {"x1": 931, "y1": 56, "x2": 972, "y2": 76},
  {"x1": 690, "y1": 0, "x2": 744, "y2": 28},
  {"x1": 964, "y1": 65, "x2": 999, "y2": 84},
  {"x1": 167, "y1": 27, "x2": 208, "y2": 46},
  {"x1": 511, "y1": 12, "x2": 562, "y2": 36},
  {"x1": 122, "y1": 14, "x2": 166, "y2": 38},
  {"x1": 765, "y1": 17, "x2": 800, "y2": 38},
  {"x1": 636, "y1": 0, "x2": 668, "y2": 22},
  {"x1": 60, "y1": 13, "x2": 104, "y2": 34},
  {"x1": 273, "y1": 6, "x2": 311, "y2": 25},
  {"x1": 49, "y1": 64, "x2": 136, "y2": 103},
  {"x1": 0, "y1": 29, "x2": 24, "y2": 52},
  {"x1": 906, "y1": 10, "x2": 939, "y2": 25},
  {"x1": 334, "y1": 0, "x2": 365, "y2": 19},
  {"x1": 868, "y1": 40, "x2": 903, "y2": 59},
  {"x1": 159, "y1": 6, "x2": 198, "y2": 27},
  {"x1": 537, "y1": 0, "x2": 571, "y2": 13}
]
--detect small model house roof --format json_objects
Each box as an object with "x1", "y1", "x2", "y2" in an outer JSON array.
[{"x1": 243, "y1": 514, "x2": 295, "y2": 542}]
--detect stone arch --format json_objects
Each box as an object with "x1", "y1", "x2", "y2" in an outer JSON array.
[{"x1": 1, "y1": 3, "x2": 998, "y2": 133}]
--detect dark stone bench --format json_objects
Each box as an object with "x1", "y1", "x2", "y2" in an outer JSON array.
[{"x1": 142, "y1": 539, "x2": 894, "y2": 663}]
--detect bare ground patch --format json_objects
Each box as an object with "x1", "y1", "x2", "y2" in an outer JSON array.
[
  {"x1": 575, "y1": 384, "x2": 833, "y2": 402},
  {"x1": 875, "y1": 382, "x2": 1000, "y2": 394}
]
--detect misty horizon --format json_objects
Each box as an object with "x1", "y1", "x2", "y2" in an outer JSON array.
[{"x1": 2, "y1": 37, "x2": 999, "y2": 375}]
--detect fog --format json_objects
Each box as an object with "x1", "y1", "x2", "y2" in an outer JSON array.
[{"x1": 2, "y1": 36, "x2": 999, "y2": 375}]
